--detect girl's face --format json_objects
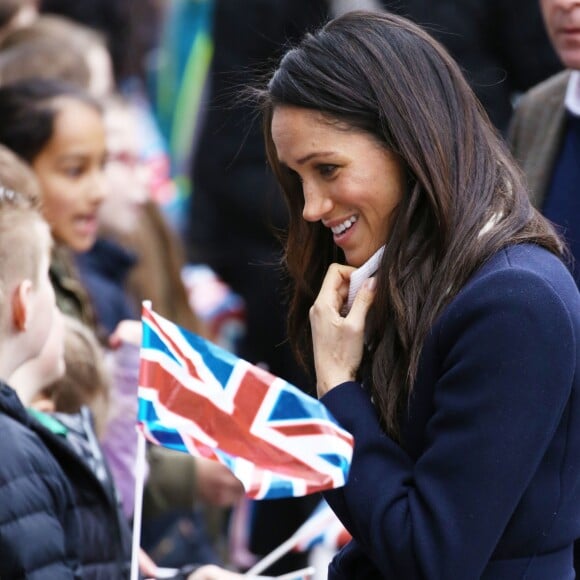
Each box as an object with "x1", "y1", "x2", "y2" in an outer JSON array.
[
  {"x1": 271, "y1": 106, "x2": 405, "y2": 267},
  {"x1": 32, "y1": 98, "x2": 107, "y2": 253},
  {"x1": 100, "y1": 104, "x2": 148, "y2": 235}
]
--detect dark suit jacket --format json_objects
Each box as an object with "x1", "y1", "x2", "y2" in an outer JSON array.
[
  {"x1": 508, "y1": 70, "x2": 570, "y2": 209},
  {"x1": 322, "y1": 244, "x2": 580, "y2": 579}
]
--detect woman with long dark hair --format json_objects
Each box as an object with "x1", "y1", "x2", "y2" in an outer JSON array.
[{"x1": 189, "y1": 10, "x2": 580, "y2": 580}]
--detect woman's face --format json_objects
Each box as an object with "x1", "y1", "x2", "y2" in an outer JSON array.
[
  {"x1": 271, "y1": 106, "x2": 405, "y2": 267},
  {"x1": 32, "y1": 98, "x2": 107, "y2": 253}
]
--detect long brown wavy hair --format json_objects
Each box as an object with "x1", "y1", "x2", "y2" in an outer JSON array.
[{"x1": 257, "y1": 11, "x2": 563, "y2": 439}]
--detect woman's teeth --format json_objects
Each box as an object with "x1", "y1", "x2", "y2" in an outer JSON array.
[{"x1": 331, "y1": 216, "x2": 357, "y2": 235}]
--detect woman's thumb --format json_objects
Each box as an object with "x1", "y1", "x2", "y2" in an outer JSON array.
[{"x1": 349, "y1": 276, "x2": 376, "y2": 318}]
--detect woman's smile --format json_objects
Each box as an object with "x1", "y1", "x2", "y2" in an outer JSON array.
[{"x1": 271, "y1": 105, "x2": 404, "y2": 267}]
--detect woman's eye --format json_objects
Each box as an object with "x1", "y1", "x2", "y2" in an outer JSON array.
[{"x1": 318, "y1": 164, "x2": 337, "y2": 177}]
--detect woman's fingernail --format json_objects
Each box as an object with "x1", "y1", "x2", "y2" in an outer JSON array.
[{"x1": 364, "y1": 277, "x2": 376, "y2": 291}]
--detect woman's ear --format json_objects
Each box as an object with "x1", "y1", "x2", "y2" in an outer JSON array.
[{"x1": 11, "y1": 279, "x2": 33, "y2": 332}]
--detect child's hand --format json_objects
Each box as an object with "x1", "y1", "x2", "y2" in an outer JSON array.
[
  {"x1": 139, "y1": 547, "x2": 159, "y2": 577},
  {"x1": 109, "y1": 319, "x2": 142, "y2": 349},
  {"x1": 196, "y1": 458, "x2": 245, "y2": 506}
]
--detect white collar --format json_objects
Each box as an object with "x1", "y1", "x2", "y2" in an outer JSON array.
[
  {"x1": 565, "y1": 71, "x2": 580, "y2": 116},
  {"x1": 343, "y1": 246, "x2": 385, "y2": 315}
]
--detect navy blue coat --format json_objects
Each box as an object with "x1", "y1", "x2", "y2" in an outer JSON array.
[
  {"x1": 322, "y1": 244, "x2": 580, "y2": 579},
  {"x1": 0, "y1": 384, "x2": 131, "y2": 579},
  {"x1": 0, "y1": 384, "x2": 80, "y2": 578}
]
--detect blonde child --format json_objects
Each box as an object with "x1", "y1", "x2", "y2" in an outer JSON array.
[
  {"x1": 0, "y1": 145, "x2": 132, "y2": 577},
  {"x1": 0, "y1": 144, "x2": 81, "y2": 576}
]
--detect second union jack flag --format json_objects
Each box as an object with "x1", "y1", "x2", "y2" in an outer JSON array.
[{"x1": 137, "y1": 304, "x2": 354, "y2": 499}]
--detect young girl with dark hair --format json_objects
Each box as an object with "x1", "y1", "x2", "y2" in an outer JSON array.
[{"x1": 0, "y1": 77, "x2": 107, "y2": 328}]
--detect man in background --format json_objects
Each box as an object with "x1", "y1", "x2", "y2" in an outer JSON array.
[{"x1": 508, "y1": 0, "x2": 580, "y2": 285}]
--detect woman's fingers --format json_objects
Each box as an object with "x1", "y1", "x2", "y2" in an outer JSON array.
[
  {"x1": 347, "y1": 276, "x2": 376, "y2": 325},
  {"x1": 313, "y1": 263, "x2": 355, "y2": 314},
  {"x1": 311, "y1": 267, "x2": 377, "y2": 397}
]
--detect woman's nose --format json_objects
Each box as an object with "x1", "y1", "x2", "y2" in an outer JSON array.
[{"x1": 302, "y1": 185, "x2": 333, "y2": 222}]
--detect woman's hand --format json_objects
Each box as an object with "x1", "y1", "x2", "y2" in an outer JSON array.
[{"x1": 310, "y1": 263, "x2": 376, "y2": 398}]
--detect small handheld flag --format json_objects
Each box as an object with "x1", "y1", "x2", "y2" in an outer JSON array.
[
  {"x1": 292, "y1": 499, "x2": 352, "y2": 553},
  {"x1": 137, "y1": 304, "x2": 353, "y2": 500},
  {"x1": 243, "y1": 499, "x2": 350, "y2": 577}
]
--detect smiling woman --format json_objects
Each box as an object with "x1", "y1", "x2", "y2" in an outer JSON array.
[
  {"x1": 249, "y1": 9, "x2": 580, "y2": 580},
  {"x1": 271, "y1": 106, "x2": 404, "y2": 268}
]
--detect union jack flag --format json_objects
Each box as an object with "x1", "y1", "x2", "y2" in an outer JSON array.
[
  {"x1": 292, "y1": 499, "x2": 352, "y2": 553},
  {"x1": 137, "y1": 304, "x2": 354, "y2": 500}
]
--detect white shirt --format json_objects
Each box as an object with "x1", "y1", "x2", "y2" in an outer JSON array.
[
  {"x1": 565, "y1": 70, "x2": 580, "y2": 116},
  {"x1": 343, "y1": 246, "x2": 384, "y2": 315}
]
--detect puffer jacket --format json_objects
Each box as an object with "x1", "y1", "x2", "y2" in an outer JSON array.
[
  {"x1": 0, "y1": 383, "x2": 131, "y2": 579},
  {"x1": 0, "y1": 382, "x2": 81, "y2": 578}
]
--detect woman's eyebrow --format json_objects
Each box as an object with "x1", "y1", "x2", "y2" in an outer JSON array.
[{"x1": 296, "y1": 151, "x2": 334, "y2": 165}]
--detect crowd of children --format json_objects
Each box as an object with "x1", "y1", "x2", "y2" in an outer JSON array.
[{"x1": 0, "y1": 2, "x2": 244, "y2": 578}]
